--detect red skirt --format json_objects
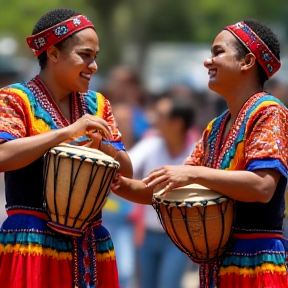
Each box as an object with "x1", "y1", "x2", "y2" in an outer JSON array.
[
  {"x1": 200, "y1": 233, "x2": 288, "y2": 288},
  {"x1": 0, "y1": 208, "x2": 119, "y2": 288}
]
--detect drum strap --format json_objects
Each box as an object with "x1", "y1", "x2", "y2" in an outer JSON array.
[{"x1": 73, "y1": 222, "x2": 101, "y2": 288}]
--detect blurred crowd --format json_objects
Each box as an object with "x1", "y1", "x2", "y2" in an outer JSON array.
[{"x1": 1, "y1": 61, "x2": 288, "y2": 288}]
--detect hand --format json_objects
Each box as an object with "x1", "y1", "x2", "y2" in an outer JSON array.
[
  {"x1": 65, "y1": 114, "x2": 112, "y2": 140},
  {"x1": 86, "y1": 130, "x2": 102, "y2": 149},
  {"x1": 110, "y1": 173, "x2": 122, "y2": 191},
  {"x1": 143, "y1": 165, "x2": 195, "y2": 193}
]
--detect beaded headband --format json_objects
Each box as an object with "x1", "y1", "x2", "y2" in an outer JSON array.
[
  {"x1": 26, "y1": 14, "x2": 94, "y2": 57},
  {"x1": 225, "y1": 21, "x2": 281, "y2": 78}
]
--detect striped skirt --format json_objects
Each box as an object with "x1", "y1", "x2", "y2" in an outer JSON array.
[
  {"x1": 200, "y1": 233, "x2": 288, "y2": 288},
  {"x1": 0, "y1": 207, "x2": 119, "y2": 288}
]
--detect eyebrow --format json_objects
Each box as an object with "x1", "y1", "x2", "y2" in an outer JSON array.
[
  {"x1": 78, "y1": 47, "x2": 100, "y2": 54},
  {"x1": 211, "y1": 44, "x2": 223, "y2": 53}
]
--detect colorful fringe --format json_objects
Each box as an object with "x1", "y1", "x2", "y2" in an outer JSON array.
[
  {"x1": 0, "y1": 209, "x2": 119, "y2": 288},
  {"x1": 73, "y1": 224, "x2": 119, "y2": 288},
  {"x1": 200, "y1": 234, "x2": 288, "y2": 288}
]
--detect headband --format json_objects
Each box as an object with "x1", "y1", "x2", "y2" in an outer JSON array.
[
  {"x1": 26, "y1": 14, "x2": 94, "y2": 57},
  {"x1": 225, "y1": 21, "x2": 281, "y2": 78}
]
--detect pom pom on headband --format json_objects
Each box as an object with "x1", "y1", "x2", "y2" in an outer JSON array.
[
  {"x1": 225, "y1": 21, "x2": 281, "y2": 78},
  {"x1": 26, "y1": 15, "x2": 94, "y2": 57}
]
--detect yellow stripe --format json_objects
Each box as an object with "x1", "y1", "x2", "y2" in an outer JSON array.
[
  {"x1": 0, "y1": 243, "x2": 72, "y2": 260},
  {"x1": 219, "y1": 263, "x2": 287, "y2": 276},
  {"x1": 6, "y1": 88, "x2": 51, "y2": 134},
  {"x1": 95, "y1": 92, "x2": 105, "y2": 118},
  {"x1": 96, "y1": 250, "x2": 116, "y2": 261}
]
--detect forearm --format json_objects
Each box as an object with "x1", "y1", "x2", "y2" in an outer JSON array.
[
  {"x1": 112, "y1": 177, "x2": 153, "y2": 205},
  {"x1": 193, "y1": 166, "x2": 280, "y2": 203},
  {"x1": 99, "y1": 142, "x2": 133, "y2": 178},
  {"x1": 0, "y1": 127, "x2": 71, "y2": 172}
]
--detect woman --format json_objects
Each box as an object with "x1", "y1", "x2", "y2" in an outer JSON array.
[
  {"x1": 0, "y1": 8, "x2": 132, "y2": 288},
  {"x1": 112, "y1": 20, "x2": 288, "y2": 288}
]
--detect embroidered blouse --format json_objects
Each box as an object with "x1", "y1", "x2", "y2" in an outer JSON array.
[
  {"x1": 0, "y1": 76, "x2": 125, "y2": 209},
  {"x1": 185, "y1": 92, "x2": 288, "y2": 231}
]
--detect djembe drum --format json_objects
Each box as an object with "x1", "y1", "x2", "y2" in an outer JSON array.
[
  {"x1": 152, "y1": 184, "x2": 234, "y2": 263},
  {"x1": 44, "y1": 143, "x2": 120, "y2": 236}
]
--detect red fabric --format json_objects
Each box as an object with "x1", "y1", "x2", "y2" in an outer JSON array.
[
  {"x1": 96, "y1": 259, "x2": 120, "y2": 288},
  {"x1": 233, "y1": 233, "x2": 284, "y2": 239},
  {"x1": 0, "y1": 252, "x2": 120, "y2": 288},
  {"x1": 26, "y1": 15, "x2": 94, "y2": 57},
  {"x1": 0, "y1": 252, "x2": 73, "y2": 288},
  {"x1": 7, "y1": 209, "x2": 49, "y2": 220},
  {"x1": 219, "y1": 272, "x2": 288, "y2": 288},
  {"x1": 225, "y1": 21, "x2": 281, "y2": 78}
]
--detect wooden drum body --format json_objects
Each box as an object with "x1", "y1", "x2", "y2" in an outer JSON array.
[
  {"x1": 44, "y1": 144, "x2": 120, "y2": 236},
  {"x1": 152, "y1": 184, "x2": 234, "y2": 263}
]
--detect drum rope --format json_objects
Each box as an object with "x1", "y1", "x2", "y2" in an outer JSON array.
[
  {"x1": 67, "y1": 158, "x2": 85, "y2": 226},
  {"x1": 72, "y1": 160, "x2": 100, "y2": 229}
]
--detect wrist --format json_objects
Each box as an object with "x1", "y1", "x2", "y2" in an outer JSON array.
[{"x1": 99, "y1": 142, "x2": 118, "y2": 158}]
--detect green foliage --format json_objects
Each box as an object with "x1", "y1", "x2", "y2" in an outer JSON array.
[{"x1": 1, "y1": 0, "x2": 287, "y2": 70}]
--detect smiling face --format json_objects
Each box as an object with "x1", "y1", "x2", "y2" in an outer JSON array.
[
  {"x1": 204, "y1": 30, "x2": 245, "y2": 94},
  {"x1": 52, "y1": 28, "x2": 99, "y2": 93}
]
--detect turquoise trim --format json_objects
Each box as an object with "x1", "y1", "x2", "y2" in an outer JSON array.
[
  {"x1": 84, "y1": 90, "x2": 98, "y2": 115},
  {"x1": 222, "y1": 253, "x2": 286, "y2": 267},
  {"x1": 96, "y1": 238, "x2": 114, "y2": 253},
  {"x1": 0, "y1": 230, "x2": 72, "y2": 252},
  {"x1": 9, "y1": 83, "x2": 58, "y2": 129}
]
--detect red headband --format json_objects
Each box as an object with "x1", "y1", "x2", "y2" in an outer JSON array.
[
  {"x1": 225, "y1": 21, "x2": 280, "y2": 78},
  {"x1": 26, "y1": 14, "x2": 94, "y2": 57}
]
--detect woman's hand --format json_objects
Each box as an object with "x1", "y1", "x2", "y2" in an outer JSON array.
[
  {"x1": 65, "y1": 114, "x2": 112, "y2": 140},
  {"x1": 86, "y1": 130, "x2": 102, "y2": 149},
  {"x1": 143, "y1": 165, "x2": 195, "y2": 193},
  {"x1": 110, "y1": 172, "x2": 122, "y2": 191}
]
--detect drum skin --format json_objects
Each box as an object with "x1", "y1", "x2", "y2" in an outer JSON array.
[
  {"x1": 44, "y1": 144, "x2": 120, "y2": 236},
  {"x1": 152, "y1": 184, "x2": 234, "y2": 263}
]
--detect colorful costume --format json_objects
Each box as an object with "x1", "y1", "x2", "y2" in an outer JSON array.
[
  {"x1": 186, "y1": 92, "x2": 288, "y2": 288},
  {"x1": 0, "y1": 76, "x2": 124, "y2": 288}
]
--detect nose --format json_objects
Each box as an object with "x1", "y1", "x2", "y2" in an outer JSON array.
[
  {"x1": 89, "y1": 60, "x2": 98, "y2": 74},
  {"x1": 204, "y1": 57, "x2": 212, "y2": 69}
]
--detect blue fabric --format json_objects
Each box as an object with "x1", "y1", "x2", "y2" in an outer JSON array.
[
  {"x1": 221, "y1": 237, "x2": 288, "y2": 268},
  {"x1": 102, "y1": 140, "x2": 126, "y2": 151},
  {"x1": 0, "y1": 213, "x2": 73, "y2": 252},
  {"x1": 84, "y1": 90, "x2": 97, "y2": 115},
  {"x1": 0, "y1": 131, "x2": 15, "y2": 141},
  {"x1": 75, "y1": 224, "x2": 114, "y2": 288},
  {"x1": 247, "y1": 158, "x2": 288, "y2": 178}
]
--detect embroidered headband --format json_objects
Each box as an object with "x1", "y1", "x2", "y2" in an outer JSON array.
[
  {"x1": 26, "y1": 14, "x2": 94, "y2": 57},
  {"x1": 224, "y1": 21, "x2": 281, "y2": 78}
]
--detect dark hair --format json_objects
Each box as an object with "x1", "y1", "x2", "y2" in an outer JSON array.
[
  {"x1": 166, "y1": 97, "x2": 195, "y2": 131},
  {"x1": 233, "y1": 19, "x2": 280, "y2": 85},
  {"x1": 32, "y1": 8, "x2": 80, "y2": 69}
]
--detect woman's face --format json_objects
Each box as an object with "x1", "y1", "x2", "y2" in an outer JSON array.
[
  {"x1": 53, "y1": 28, "x2": 99, "y2": 93},
  {"x1": 204, "y1": 30, "x2": 243, "y2": 94}
]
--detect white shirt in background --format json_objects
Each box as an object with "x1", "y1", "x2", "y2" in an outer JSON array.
[{"x1": 128, "y1": 136, "x2": 195, "y2": 232}]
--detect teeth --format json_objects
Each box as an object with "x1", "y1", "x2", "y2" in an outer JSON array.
[
  {"x1": 80, "y1": 73, "x2": 91, "y2": 80},
  {"x1": 208, "y1": 69, "x2": 216, "y2": 77}
]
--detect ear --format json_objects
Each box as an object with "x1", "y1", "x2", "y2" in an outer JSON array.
[
  {"x1": 46, "y1": 46, "x2": 59, "y2": 63},
  {"x1": 240, "y1": 53, "x2": 257, "y2": 72}
]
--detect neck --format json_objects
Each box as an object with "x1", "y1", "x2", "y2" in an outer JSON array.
[
  {"x1": 38, "y1": 69, "x2": 71, "y2": 103},
  {"x1": 222, "y1": 81, "x2": 263, "y2": 123}
]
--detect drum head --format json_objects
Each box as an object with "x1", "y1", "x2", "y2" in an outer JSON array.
[
  {"x1": 154, "y1": 184, "x2": 224, "y2": 203},
  {"x1": 50, "y1": 143, "x2": 120, "y2": 168}
]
